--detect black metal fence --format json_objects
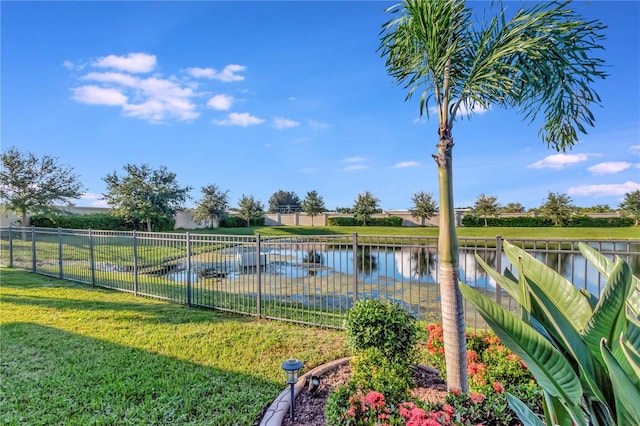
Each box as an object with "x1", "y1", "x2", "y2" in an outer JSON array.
[{"x1": 2, "y1": 226, "x2": 638, "y2": 329}]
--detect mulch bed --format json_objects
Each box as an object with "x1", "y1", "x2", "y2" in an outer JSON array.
[{"x1": 277, "y1": 363, "x2": 448, "y2": 426}]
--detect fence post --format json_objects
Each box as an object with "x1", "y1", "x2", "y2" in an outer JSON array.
[
  {"x1": 8, "y1": 225, "x2": 13, "y2": 268},
  {"x1": 352, "y1": 233, "x2": 358, "y2": 301},
  {"x1": 31, "y1": 226, "x2": 36, "y2": 272},
  {"x1": 133, "y1": 231, "x2": 139, "y2": 296},
  {"x1": 256, "y1": 234, "x2": 262, "y2": 318},
  {"x1": 58, "y1": 228, "x2": 64, "y2": 279},
  {"x1": 89, "y1": 229, "x2": 96, "y2": 286},
  {"x1": 495, "y1": 235, "x2": 503, "y2": 306},
  {"x1": 186, "y1": 233, "x2": 192, "y2": 306}
]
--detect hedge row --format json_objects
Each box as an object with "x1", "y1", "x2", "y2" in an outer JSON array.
[
  {"x1": 462, "y1": 214, "x2": 634, "y2": 227},
  {"x1": 327, "y1": 216, "x2": 403, "y2": 227},
  {"x1": 30, "y1": 213, "x2": 175, "y2": 232},
  {"x1": 219, "y1": 215, "x2": 265, "y2": 228}
]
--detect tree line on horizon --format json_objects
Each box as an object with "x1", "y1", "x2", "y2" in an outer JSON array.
[{"x1": 1, "y1": 146, "x2": 639, "y2": 230}]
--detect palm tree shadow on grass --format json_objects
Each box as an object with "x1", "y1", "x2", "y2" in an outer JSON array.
[{"x1": 1, "y1": 322, "x2": 279, "y2": 425}]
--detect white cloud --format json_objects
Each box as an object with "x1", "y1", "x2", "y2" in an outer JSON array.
[
  {"x1": 207, "y1": 94, "x2": 234, "y2": 110},
  {"x1": 631, "y1": 145, "x2": 640, "y2": 152},
  {"x1": 344, "y1": 164, "x2": 366, "y2": 171},
  {"x1": 588, "y1": 161, "x2": 633, "y2": 175},
  {"x1": 527, "y1": 153, "x2": 597, "y2": 170},
  {"x1": 186, "y1": 64, "x2": 246, "y2": 82},
  {"x1": 288, "y1": 96, "x2": 297, "y2": 101},
  {"x1": 394, "y1": 161, "x2": 420, "y2": 168},
  {"x1": 273, "y1": 117, "x2": 300, "y2": 130},
  {"x1": 75, "y1": 71, "x2": 199, "y2": 122},
  {"x1": 63, "y1": 60, "x2": 85, "y2": 71},
  {"x1": 72, "y1": 85, "x2": 128, "y2": 106},
  {"x1": 79, "y1": 193, "x2": 101, "y2": 200},
  {"x1": 93, "y1": 53, "x2": 156, "y2": 73},
  {"x1": 83, "y1": 71, "x2": 139, "y2": 87},
  {"x1": 90, "y1": 199, "x2": 111, "y2": 208},
  {"x1": 213, "y1": 112, "x2": 265, "y2": 127},
  {"x1": 309, "y1": 119, "x2": 330, "y2": 130},
  {"x1": 568, "y1": 181, "x2": 640, "y2": 197},
  {"x1": 343, "y1": 156, "x2": 364, "y2": 163}
]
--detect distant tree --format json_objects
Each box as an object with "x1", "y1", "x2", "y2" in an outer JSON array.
[
  {"x1": 268, "y1": 190, "x2": 302, "y2": 213},
  {"x1": 409, "y1": 191, "x2": 438, "y2": 224},
  {"x1": 102, "y1": 164, "x2": 191, "y2": 232},
  {"x1": 501, "y1": 202, "x2": 526, "y2": 214},
  {"x1": 335, "y1": 206, "x2": 354, "y2": 214},
  {"x1": 579, "y1": 204, "x2": 613, "y2": 213},
  {"x1": 237, "y1": 194, "x2": 264, "y2": 227},
  {"x1": 619, "y1": 190, "x2": 640, "y2": 225},
  {"x1": 353, "y1": 191, "x2": 380, "y2": 226},
  {"x1": 301, "y1": 190, "x2": 326, "y2": 225},
  {"x1": 0, "y1": 146, "x2": 84, "y2": 225},
  {"x1": 539, "y1": 192, "x2": 575, "y2": 226},
  {"x1": 191, "y1": 184, "x2": 229, "y2": 228},
  {"x1": 473, "y1": 194, "x2": 500, "y2": 226}
]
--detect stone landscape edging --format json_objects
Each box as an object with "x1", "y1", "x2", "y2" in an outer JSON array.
[{"x1": 259, "y1": 357, "x2": 352, "y2": 426}]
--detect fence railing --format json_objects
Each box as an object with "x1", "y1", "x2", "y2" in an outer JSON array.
[{"x1": 2, "y1": 226, "x2": 638, "y2": 329}]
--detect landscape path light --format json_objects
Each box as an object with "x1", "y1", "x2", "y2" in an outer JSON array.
[{"x1": 281, "y1": 358, "x2": 304, "y2": 422}]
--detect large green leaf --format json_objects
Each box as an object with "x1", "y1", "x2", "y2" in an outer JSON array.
[
  {"x1": 579, "y1": 242, "x2": 640, "y2": 316},
  {"x1": 543, "y1": 390, "x2": 581, "y2": 426},
  {"x1": 601, "y1": 339, "x2": 640, "y2": 425},
  {"x1": 527, "y1": 278, "x2": 613, "y2": 411},
  {"x1": 504, "y1": 241, "x2": 592, "y2": 329},
  {"x1": 582, "y1": 259, "x2": 632, "y2": 364},
  {"x1": 460, "y1": 282, "x2": 583, "y2": 405},
  {"x1": 474, "y1": 253, "x2": 522, "y2": 303},
  {"x1": 620, "y1": 332, "x2": 640, "y2": 387},
  {"x1": 506, "y1": 392, "x2": 547, "y2": 426}
]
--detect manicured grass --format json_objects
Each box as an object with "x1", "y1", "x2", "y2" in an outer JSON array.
[
  {"x1": 180, "y1": 225, "x2": 640, "y2": 240},
  {"x1": 0, "y1": 268, "x2": 348, "y2": 425}
]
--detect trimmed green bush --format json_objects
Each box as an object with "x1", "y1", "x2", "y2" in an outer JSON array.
[
  {"x1": 327, "y1": 216, "x2": 359, "y2": 226},
  {"x1": 30, "y1": 213, "x2": 130, "y2": 230},
  {"x1": 345, "y1": 299, "x2": 419, "y2": 363},
  {"x1": 462, "y1": 214, "x2": 633, "y2": 227},
  {"x1": 219, "y1": 215, "x2": 265, "y2": 228},
  {"x1": 327, "y1": 215, "x2": 403, "y2": 227}
]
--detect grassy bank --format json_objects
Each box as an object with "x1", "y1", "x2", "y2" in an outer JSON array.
[
  {"x1": 0, "y1": 268, "x2": 348, "y2": 425},
  {"x1": 180, "y1": 225, "x2": 639, "y2": 240}
]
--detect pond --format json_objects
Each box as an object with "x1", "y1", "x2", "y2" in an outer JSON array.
[{"x1": 170, "y1": 242, "x2": 640, "y2": 298}]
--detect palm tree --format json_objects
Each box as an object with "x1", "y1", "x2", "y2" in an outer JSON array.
[{"x1": 379, "y1": 0, "x2": 606, "y2": 392}]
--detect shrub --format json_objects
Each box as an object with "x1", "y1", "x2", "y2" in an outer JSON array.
[
  {"x1": 30, "y1": 213, "x2": 130, "y2": 230},
  {"x1": 462, "y1": 214, "x2": 633, "y2": 227},
  {"x1": 345, "y1": 299, "x2": 419, "y2": 365},
  {"x1": 423, "y1": 325, "x2": 535, "y2": 390},
  {"x1": 370, "y1": 216, "x2": 403, "y2": 227},
  {"x1": 327, "y1": 216, "x2": 359, "y2": 226},
  {"x1": 219, "y1": 215, "x2": 265, "y2": 227}
]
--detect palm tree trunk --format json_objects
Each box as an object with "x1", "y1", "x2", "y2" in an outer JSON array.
[{"x1": 434, "y1": 132, "x2": 469, "y2": 393}]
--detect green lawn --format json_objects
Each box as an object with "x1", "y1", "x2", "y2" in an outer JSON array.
[
  {"x1": 0, "y1": 268, "x2": 348, "y2": 425},
  {"x1": 178, "y1": 225, "x2": 640, "y2": 240}
]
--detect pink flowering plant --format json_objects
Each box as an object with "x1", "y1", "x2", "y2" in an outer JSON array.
[
  {"x1": 420, "y1": 324, "x2": 542, "y2": 425},
  {"x1": 325, "y1": 301, "x2": 543, "y2": 425}
]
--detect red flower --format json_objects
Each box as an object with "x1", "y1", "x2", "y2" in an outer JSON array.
[
  {"x1": 493, "y1": 381, "x2": 504, "y2": 394},
  {"x1": 365, "y1": 391, "x2": 386, "y2": 409},
  {"x1": 443, "y1": 404, "x2": 455, "y2": 416},
  {"x1": 470, "y1": 392, "x2": 485, "y2": 404}
]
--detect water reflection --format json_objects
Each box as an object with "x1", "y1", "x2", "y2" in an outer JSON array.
[
  {"x1": 355, "y1": 246, "x2": 377, "y2": 276},
  {"x1": 167, "y1": 242, "x2": 639, "y2": 297}
]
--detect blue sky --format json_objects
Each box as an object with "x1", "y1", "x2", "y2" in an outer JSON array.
[{"x1": 2, "y1": 1, "x2": 639, "y2": 212}]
